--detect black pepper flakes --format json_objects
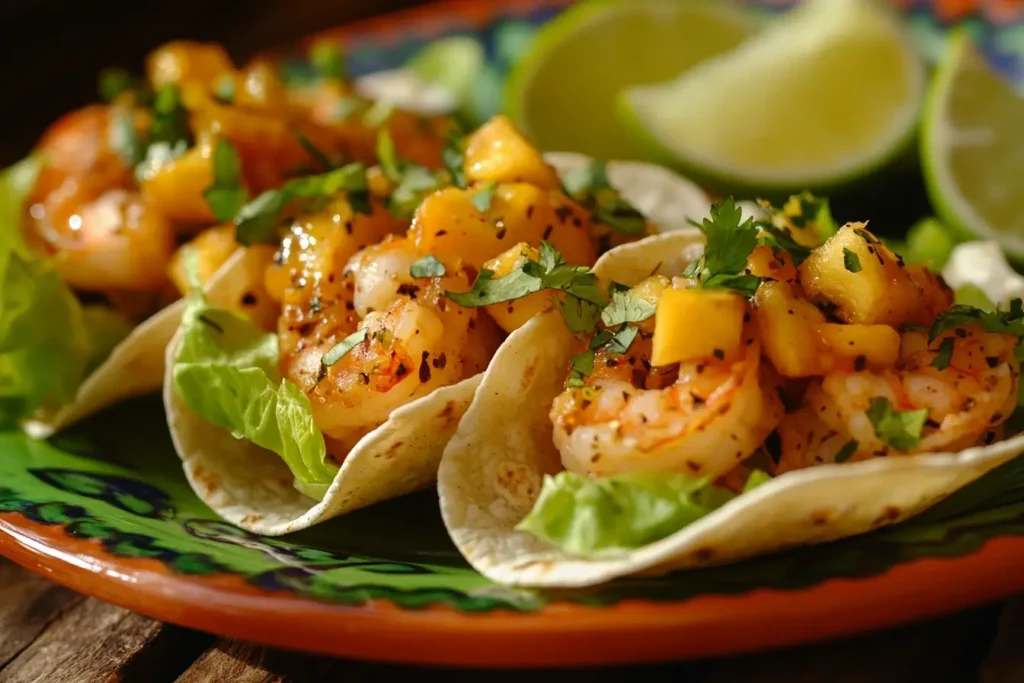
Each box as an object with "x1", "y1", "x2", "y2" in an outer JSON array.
[{"x1": 419, "y1": 351, "x2": 431, "y2": 382}]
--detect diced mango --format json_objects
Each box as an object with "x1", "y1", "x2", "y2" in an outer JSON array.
[
  {"x1": 652, "y1": 288, "x2": 746, "y2": 366},
  {"x1": 746, "y1": 244, "x2": 798, "y2": 282},
  {"x1": 482, "y1": 243, "x2": 553, "y2": 332},
  {"x1": 409, "y1": 183, "x2": 596, "y2": 270},
  {"x1": 799, "y1": 222, "x2": 922, "y2": 327},
  {"x1": 147, "y1": 41, "x2": 234, "y2": 90},
  {"x1": 752, "y1": 281, "x2": 829, "y2": 378},
  {"x1": 463, "y1": 115, "x2": 560, "y2": 190},
  {"x1": 814, "y1": 322, "x2": 900, "y2": 370},
  {"x1": 138, "y1": 141, "x2": 217, "y2": 227}
]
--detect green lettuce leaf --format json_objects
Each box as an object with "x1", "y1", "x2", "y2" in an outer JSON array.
[
  {"x1": 0, "y1": 157, "x2": 99, "y2": 424},
  {"x1": 172, "y1": 294, "x2": 338, "y2": 499},
  {"x1": 515, "y1": 471, "x2": 738, "y2": 557}
]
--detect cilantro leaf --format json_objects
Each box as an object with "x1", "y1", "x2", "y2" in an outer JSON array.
[
  {"x1": 98, "y1": 67, "x2": 145, "y2": 102},
  {"x1": 557, "y1": 297, "x2": 604, "y2": 333},
  {"x1": 687, "y1": 197, "x2": 761, "y2": 296},
  {"x1": 362, "y1": 101, "x2": 394, "y2": 128},
  {"x1": 445, "y1": 268, "x2": 541, "y2": 307},
  {"x1": 376, "y1": 130, "x2": 401, "y2": 181},
  {"x1": 929, "y1": 300, "x2": 1024, "y2": 342},
  {"x1": 148, "y1": 85, "x2": 192, "y2": 148},
  {"x1": 601, "y1": 290, "x2": 655, "y2": 327},
  {"x1": 234, "y1": 162, "x2": 371, "y2": 246},
  {"x1": 322, "y1": 328, "x2": 367, "y2": 367},
  {"x1": 866, "y1": 397, "x2": 928, "y2": 452},
  {"x1": 603, "y1": 326, "x2": 639, "y2": 354},
  {"x1": 843, "y1": 248, "x2": 862, "y2": 273},
  {"x1": 470, "y1": 182, "x2": 496, "y2": 212},
  {"x1": 756, "y1": 223, "x2": 811, "y2": 266},
  {"x1": 442, "y1": 133, "x2": 467, "y2": 189},
  {"x1": 568, "y1": 351, "x2": 595, "y2": 388},
  {"x1": 931, "y1": 337, "x2": 955, "y2": 370},
  {"x1": 310, "y1": 40, "x2": 346, "y2": 80},
  {"x1": 409, "y1": 255, "x2": 446, "y2": 278},
  {"x1": 108, "y1": 109, "x2": 144, "y2": 167},
  {"x1": 562, "y1": 161, "x2": 646, "y2": 236},
  {"x1": 389, "y1": 165, "x2": 444, "y2": 218},
  {"x1": 835, "y1": 439, "x2": 859, "y2": 463},
  {"x1": 203, "y1": 139, "x2": 248, "y2": 222}
]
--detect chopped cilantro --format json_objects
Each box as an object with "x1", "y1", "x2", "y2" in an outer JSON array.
[
  {"x1": 931, "y1": 337, "x2": 955, "y2": 370},
  {"x1": 409, "y1": 255, "x2": 446, "y2": 278},
  {"x1": 562, "y1": 161, "x2": 646, "y2": 235},
  {"x1": 843, "y1": 248, "x2": 862, "y2": 273},
  {"x1": 834, "y1": 440, "x2": 859, "y2": 463},
  {"x1": 148, "y1": 85, "x2": 193, "y2": 148},
  {"x1": 684, "y1": 197, "x2": 761, "y2": 296},
  {"x1": 322, "y1": 328, "x2": 367, "y2": 367},
  {"x1": 98, "y1": 67, "x2": 145, "y2": 102},
  {"x1": 756, "y1": 222, "x2": 811, "y2": 266},
  {"x1": 601, "y1": 290, "x2": 655, "y2": 327},
  {"x1": 929, "y1": 299, "x2": 1024, "y2": 342},
  {"x1": 557, "y1": 297, "x2": 604, "y2": 333},
  {"x1": 866, "y1": 397, "x2": 928, "y2": 452},
  {"x1": 310, "y1": 40, "x2": 346, "y2": 80},
  {"x1": 567, "y1": 351, "x2": 596, "y2": 388},
  {"x1": 203, "y1": 139, "x2": 248, "y2": 222},
  {"x1": 332, "y1": 95, "x2": 366, "y2": 122},
  {"x1": 234, "y1": 162, "x2": 371, "y2": 246},
  {"x1": 363, "y1": 101, "x2": 394, "y2": 128},
  {"x1": 133, "y1": 139, "x2": 189, "y2": 183},
  {"x1": 374, "y1": 130, "x2": 445, "y2": 218},
  {"x1": 376, "y1": 130, "x2": 401, "y2": 181},
  {"x1": 445, "y1": 268, "x2": 540, "y2": 307},
  {"x1": 470, "y1": 182, "x2": 496, "y2": 212},
  {"x1": 601, "y1": 326, "x2": 639, "y2": 355},
  {"x1": 293, "y1": 130, "x2": 338, "y2": 172},
  {"x1": 442, "y1": 133, "x2": 467, "y2": 189},
  {"x1": 108, "y1": 110, "x2": 144, "y2": 167}
]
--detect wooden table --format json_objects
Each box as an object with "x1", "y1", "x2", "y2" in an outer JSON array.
[{"x1": 0, "y1": 557, "x2": 1021, "y2": 682}]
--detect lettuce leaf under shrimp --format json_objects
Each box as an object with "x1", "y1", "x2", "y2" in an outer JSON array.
[
  {"x1": 0, "y1": 157, "x2": 95, "y2": 425},
  {"x1": 515, "y1": 471, "x2": 738, "y2": 557},
  {"x1": 172, "y1": 293, "x2": 339, "y2": 499}
]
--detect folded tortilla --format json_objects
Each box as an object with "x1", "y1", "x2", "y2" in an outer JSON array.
[
  {"x1": 23, "y1": 248, "x2": 259, "y2": 439},
  {"x1": 161, "y1": 155, "x2": 711, "y2": 535},
  {"x1": 437, "y1": 230, "x2": 1024, "y2": 588}
]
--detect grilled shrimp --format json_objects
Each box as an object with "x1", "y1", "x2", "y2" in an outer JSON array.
[
  {"x1": 24, "y1": 105, "x2": 177, "y2": 297},
  {"x1": 550, "y1": 316, "x2": 784, "y2": 481},
  {"x1": 777, "y1": 326, "x2": 1020, "y2": 471}
]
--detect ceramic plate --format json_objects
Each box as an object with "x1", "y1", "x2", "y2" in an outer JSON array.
[{"x1": 3, "y1": 0, "x2": 1024, "y2": 668}]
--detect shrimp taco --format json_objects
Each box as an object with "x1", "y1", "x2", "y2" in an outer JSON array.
[
  {"x1": 162, "y1": 114, "x2": 712, "y2": 534},
  {"x1": 438, "y1": 195, "x2": 1024, "y2": 588},
  {"x1": 0, "y1": 38, "x2": 470, "y2": 438}
]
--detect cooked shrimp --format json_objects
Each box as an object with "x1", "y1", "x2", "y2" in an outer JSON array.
[
  {"x1": 550, "y1": 333, "x2": 785, "y2": 481},
  {"x1": 778, "y1": 326, "x2": 1020, "y2": 470},
  {"x1": 281, "y1": 248, "x2": 492, "y2": 452}
]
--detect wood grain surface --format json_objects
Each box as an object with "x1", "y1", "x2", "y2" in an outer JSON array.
[{"x1": 0, "y1": 556, "x2": 1020, "y2": 682}]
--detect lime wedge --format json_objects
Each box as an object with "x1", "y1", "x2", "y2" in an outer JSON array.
[
  {"x1": 506, "y1": 0, "x2": 759, "y2": 160},
  {"x1": 920, "y1": 31, "x2": 1024, "y2": 261},
  {"x1": 618, "y1": 0, "x2": 926, "y2": 194}
]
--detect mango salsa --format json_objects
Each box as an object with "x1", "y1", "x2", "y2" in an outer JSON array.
[
  {"x1": 463, "y1": 115, "x2": 561, "y2": 190},
  {"x1": 652, "y1": 288, "x2": 746, "y2": 366}
]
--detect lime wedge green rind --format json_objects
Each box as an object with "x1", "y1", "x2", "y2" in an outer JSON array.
[
  {"x1": 617, "y1": 0, "x2": 926, "y2": 196},
  {"x1": 920, "y1": 30, "x2": 1024, "y2": 262},
  {"x1": 505, "y1": 0, "x2": 761, "y2": 160}
]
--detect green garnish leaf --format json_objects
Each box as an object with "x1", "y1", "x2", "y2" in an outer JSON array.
[
  {"x1": 98, "y1": 67, "x2": 144, "y2": 102},
  {"x1": 310, "y1": 40, "x2": 346, "y2": 80},
  {"x1": 409, "y1": 254, "x2": 446, "y2": 279},
  {"x1": 133, "y1": 139, "x2": 189, "y2": 183},
  {"x1": 469, "y1": 181, "x2": 496, "y2": 212},
  {"x1": 147, "y1": 85, "x2": 193, "y2": 149},
  {"x1": 685, "y1": 197, "x2": 761, "y2": 296},
  {"x1": 843, "y1": 248, "x2": 862, "y2": 273},
  {"x1": 866, "y1": 397, "x2": 928, "y2": 452},
  {"x1": 600, "y1": 290, "x2": 655, "y2": 327},
  {"x1": 376, "y1": 130, "x2": 401, "y2": 181},
  {"x1": 322, "y1": 328, "x2": 367, "y2": 367},
  {"x1": 445, "y1": 268, "x2": 540, "y2": 307},
  {"x1": 835, "y1": 439, "x2": 859, "y2": 463},
  {"x1": 929, "y1": 299, "x2": 1024, "y2": 342},
  {"x1": 567, "y1": 351, "x2": 595, "y2": 388},
  {"x1": 602, "y1": 326, "x2": 638, "y2": 355},
  {"x1": 234, "y1": 162, "x2": 371, "y2": 246},
  {"x1": 442, "y1": 132, "x2": 467, "y2": 189},
  {"x1": 515, "y1": 471, "x2": 736, "y2": 556},
  {"x1": 213, "y1": 75, "x2": 235, "y2": 103},
  {"x1": 362, "y1": 101, "x2": 394, "y2": 128},
  {"x1": 557, "y1": 296, "x2": 604, "y2": 333},
  {"x1": 173, "y1": 293, "x2": 337, "y2": 499},
  {"x1": 931, "y1": 337, "x2": 955, "y2": 370},
  {"x1": 756, "y1": 223, "x2": 811, "y2": 266},
  {"x1": 108, "y1": 110, "x2": 145, "y2": 167},
  {"x1": 562, "y1": 161, "x2": 646, "y2": 235},
  {"x1": 203, "y1": 139, "x2": 248, "y2": 222}
]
